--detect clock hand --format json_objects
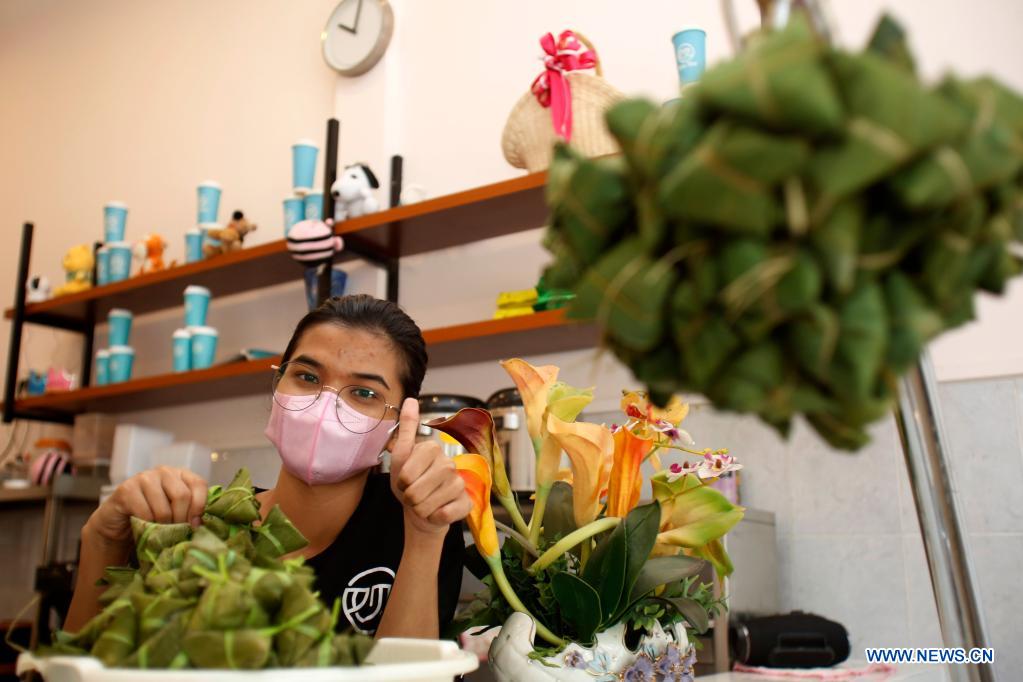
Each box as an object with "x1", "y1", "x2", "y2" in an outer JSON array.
[{"x1": 337, "y1": 0, "x2": 363, "y2": 35}]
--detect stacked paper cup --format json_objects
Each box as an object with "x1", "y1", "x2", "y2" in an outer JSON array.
[
  {"x1": 195, "y1": 180, "x2": 222, "y2": 260},
  {"x1": 284, "y1": 139, "x2": 319, "y2": 236},
  {"x1": 182, "y1": 286, "x2": 217, "y2": 370},
  {"x1": 103, "y1": 201, "x2": 133, "y2": 284},
  {"x1": 95, "y1": 308, "x2": 135, "y2": 385}
]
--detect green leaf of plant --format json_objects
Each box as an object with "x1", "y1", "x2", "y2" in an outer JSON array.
[
  {"x1": 654, "y1": 595, "x2": 711, "y2": 634},
  {"x1": 582, "y1": 522, "x2": 627, "y2": 624},
  {"x1": 619, "y1": 502, "x2": 662, "y2": 615},
  {"x1": 551, "y1": 572, "x2": 602, "y2": 644},
  {"x1": 543, "y1": 482, "x2": 577, "y2": 544},
  {"x1": 629, "y1": 555, "x2": 706, "y2": 602}
]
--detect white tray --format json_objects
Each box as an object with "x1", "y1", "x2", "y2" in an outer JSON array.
[{"x1": 17, "y1": 637, "x2": 478, "y2": 682}]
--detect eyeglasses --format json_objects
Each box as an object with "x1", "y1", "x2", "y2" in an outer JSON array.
[{"x1": 271, "y1": 361, "x2": 399, "y2": 434}]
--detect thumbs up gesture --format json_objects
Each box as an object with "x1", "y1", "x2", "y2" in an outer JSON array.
[{"x1": 389, "y1": 398, "x2": 472, "y2": 536}]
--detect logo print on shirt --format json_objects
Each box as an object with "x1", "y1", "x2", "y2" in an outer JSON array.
[{"x1": 342, "y1": 566, "x2": 395, "y2": 633}]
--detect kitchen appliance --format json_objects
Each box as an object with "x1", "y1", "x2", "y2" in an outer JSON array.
[
  {"x1": 487, "y1": 388, "x2": 534, "y2": 492},
  {"x1": 417, "y1": 394, "x2": 485, "y2": 457}
]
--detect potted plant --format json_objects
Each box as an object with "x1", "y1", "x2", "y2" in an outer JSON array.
[{"x1": 434, "y1": 358, "x2": 744, "y2": 681}]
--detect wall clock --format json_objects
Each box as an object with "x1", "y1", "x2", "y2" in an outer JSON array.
[{"x1": 321, "y1": 0, "x2": 394, "y2": 76}]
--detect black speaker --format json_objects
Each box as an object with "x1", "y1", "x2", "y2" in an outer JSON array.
[{"x1": 731, "y1": 611, "x2": 850, "y2": 668}]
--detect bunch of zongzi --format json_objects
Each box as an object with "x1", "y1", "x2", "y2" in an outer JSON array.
[
  {"x1": 543, "y1": 14, "x2": 1023, "y2": 449},
  {"x1": 39, "y1": 468, "x2": 375, "y2": 669}
]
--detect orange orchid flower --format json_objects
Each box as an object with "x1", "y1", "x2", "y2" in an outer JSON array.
[
  {"x1": 606, "y1": 426, "x2": 654, "y2": 518},
  {"x1": 453, "y1": 454, "x2": 499, "y2": 558}
]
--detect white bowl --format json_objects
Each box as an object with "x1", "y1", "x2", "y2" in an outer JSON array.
[{"x1": 17, "y1": 638, "x2": 478, "y2": 682}]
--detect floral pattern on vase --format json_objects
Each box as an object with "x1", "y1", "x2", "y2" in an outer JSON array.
[{"x1": 490, "y1": 612, "x2": 697, "y2": 681}]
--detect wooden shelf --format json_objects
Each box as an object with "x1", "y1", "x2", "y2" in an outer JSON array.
[
  {"x1": 4, "y1": 172, "x2": 548, "y2": 327},
  {"x1": 10, "y1": 310, "x2": 597, "y2": 418}
]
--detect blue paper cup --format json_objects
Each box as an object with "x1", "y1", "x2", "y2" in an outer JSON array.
[
  {"x1": 283, "y1": 197, "x2": 305, "y2": 237},
  {"x1": 108, "y1": 345, "x2": 135, "y2": 383},
  {"x1": 172, "y1": 329, "x2": 192, "y2": 372},
  {"x1": 197, "y1": 181, "x2": 222, "y2": 224},
  {"x1": 96, "y1": 247, "x2": 111, "y2": 286},
  {"x1": 188, "y1": 326, "x2": 218, "y2": 370},
  {"x1": 104, "y1": 202, "x2": 128, "y2": 243},
  {"x1": 95, "y1": 349, "x2": 110, "y2": 386},
  {"x1": 183, "y1": 285, "x2": 211, "y2": 327},
  {"x1": 108, "y1": 308, "x2": 133, "y2": 346},
  {"x1": 185, "y1": 229, "x2": 203, "y2": 263},
  {"x1": 304, "y1": 190, "x2": 324, "y2": 221},
  {"x1": 672, "y1": 28, "x2": 706, "y2": 86},
  {"x1": 107, "y1": 241, "x2": 133, "y2": 282},
  {"x1": 291, "y1": 140, "x2": 318, "y2": 195}
]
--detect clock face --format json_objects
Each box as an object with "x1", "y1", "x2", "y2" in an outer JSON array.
[{"x1": 322, "y1": 0, "x2": 394, "y2": 76}]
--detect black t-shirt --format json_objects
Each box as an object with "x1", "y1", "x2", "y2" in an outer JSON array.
[{"x1": 262, "y1": 473, "x2": 464, "y2": 636}]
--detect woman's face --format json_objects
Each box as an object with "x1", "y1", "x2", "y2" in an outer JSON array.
[{"x1": 284, "y1": 323, "x2": 405, "y2": 413}]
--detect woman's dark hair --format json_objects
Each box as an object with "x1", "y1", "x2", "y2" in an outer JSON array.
[{"x1": 281, "y1": 295, "x2": 428, "y2": 399}]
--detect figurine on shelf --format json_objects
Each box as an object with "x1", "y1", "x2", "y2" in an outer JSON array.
[
  {"x1": 133, "y1": 233, "x2": 174, "y2": 274},
  {"x1": 331, "y1": 163, "x2": 380, "y2": 222},
  {"x1": 53, "y1": 244, "x2": 94, "y2": 297},
  {"x1": 286, "y1": 218, "x2": 347, "y2": 310},
  {"x1": 203, "y1": 210, "x2": 257, "y2": 258},
  {"x1": 26, "y1": 276, "x2": 51, "y2": 303},
  {"x1": 45, "y1": 367, "x2": 77, "y2": 393}
]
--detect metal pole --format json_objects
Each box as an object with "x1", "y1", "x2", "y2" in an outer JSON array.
[
  {"x1": 4, "y1": 223, "x2": 33, "y2": 423},
  {"x1": 318, "y1": 118, "x2": 340, "y2": 306},
  {"x1": 895, "y1": 352, "x2": 993, "y2": 682}
]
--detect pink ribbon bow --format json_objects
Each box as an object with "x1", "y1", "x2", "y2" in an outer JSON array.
[{"x1": 530, "y1": 30, "x2": 597, "y2": 142}]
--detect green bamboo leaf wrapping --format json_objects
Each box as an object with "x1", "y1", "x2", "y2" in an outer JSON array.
[
  {"x1": 253, "y1": 504, "x2": 309, "y2": 558},
  {"x1": 569, "y1": 238, "x2": 677, "y2": 352},
  {"x1": 183, "y1": 629, "x2": 271, "y2": 669},
  {"x1": 831, "y1": 283, "x2": 888, "y2": 400},
  {"x1": 809, "y1": 200, "x2": 862, "y2": 295},
  {"x1": 205, "y1": 469, "x2": 260, "y2": 524},
  {"x1": 809, "y1": 50, "x2": 968, "y2": 202},
  {"x1": 697, "y1": 14, "x2": 844, "y2": 135},
  {"x1": 885, "y1": 273, "x2": 944, "y2": 371}
]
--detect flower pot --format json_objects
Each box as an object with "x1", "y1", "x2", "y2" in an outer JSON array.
[{"x1": 489, "y1": 612, "x2": 696, "y2": 681}]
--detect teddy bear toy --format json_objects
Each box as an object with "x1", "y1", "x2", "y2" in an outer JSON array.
[
  {"x1": 203, "y1": 210, "x2": 257, "y2": 258},
  {"x1": 53, "y1": 244, "x2": 94, "y2": 297},
  {"x1": 331, "y1": 164, "x2": 380, "y2": 222},
  {"x1": 133, "y1": 233, "x2": 174, "y2": 274}
]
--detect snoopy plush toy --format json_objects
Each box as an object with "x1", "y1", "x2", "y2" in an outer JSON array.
[{"x1": 331, "y1": 163, "x2": 380, "y2": 222}]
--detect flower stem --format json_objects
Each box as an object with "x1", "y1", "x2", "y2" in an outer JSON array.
[
  {"x1": 529, "y1": 517, "x2": 621, "y2": 574},
  {"x1": 580, "y1": 538, "x2": 591, "y2": 570},
  {"x1": 494, "y1": 520, "x2": 538, "y2": 558},
  {"x1": 527, "y1": 485, "x2": 551, "y2": 546},
  {"x1": 497, "y1": 493, "x2": 530, "y2": 539},
  {"x1": 486, "y1": 555, "x2": 565, "y2": 647}
]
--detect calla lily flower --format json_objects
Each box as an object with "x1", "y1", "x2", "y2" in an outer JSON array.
[
  {"x1": 500, "y1": 358, "x2": 559, "y2": 453},
  {"x1": 453, "y1": 454, "x2": 500, "y2": 559},
  {"x1": 429, "y1": 407, "x2": 530, "y2": 536},
  {"x1": 427, "y1": 408, "x2": 511, "y2": 499},
  {"x1": 652, "y1": 474, "x2": 744, "y2": 577},
  {"x1": 546, "y1": 414, "x2": 613, "y2": 528},
  {"x1": 606, "y1": 426, "x2": 654, "y2": 518}
]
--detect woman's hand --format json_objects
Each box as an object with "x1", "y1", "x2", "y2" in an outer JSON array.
[
  {"x1": 84, "y1": 466, "x2": 208, "y2": 550},
  {"x1": 389, "y1": 398, "x2": 472, "y2": 537}
]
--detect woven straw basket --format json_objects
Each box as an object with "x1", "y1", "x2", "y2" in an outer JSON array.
[{"x1": 501, "y1": 32, "x2": 624, "y2": 172}]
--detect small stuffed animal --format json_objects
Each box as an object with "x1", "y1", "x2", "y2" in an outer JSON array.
[
  {"x1": 286, "y1": 219, "x2": 344, "y2": 265},
  {"x1": 53, "y1": 245, "x2": 94, "y2": 296},
  {"x1": 26, "y1": 276, "x2": 51, "y2": 303},
  {"x1": 331, "y1": 164, "x2": 380, "y2": 221},
  {"x1": 133, "y1": 234, "x2": 173, "y2": 274},
  {"x1": 203, "y1": 210, "x2": 257, "y2": 258}
]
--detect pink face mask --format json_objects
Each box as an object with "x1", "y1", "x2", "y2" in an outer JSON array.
[{"x1": 264, "y1": 392, "x2": 397, "y2": 486}]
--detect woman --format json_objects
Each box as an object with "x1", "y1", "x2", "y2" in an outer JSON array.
[{"x1": 65, "y1": 295, "x2": 471, "y2": 639}]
